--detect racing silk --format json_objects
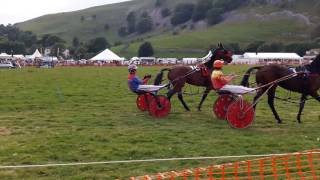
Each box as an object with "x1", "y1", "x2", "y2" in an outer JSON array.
[
  {"x1": 211, "y1": 70, "x2": 229, "y2": 90},
  {"x1": 128, "y1": 74, "x2": 148, "y2": 93}
]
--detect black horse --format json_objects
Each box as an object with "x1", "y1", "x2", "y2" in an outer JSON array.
[
  {"x1": 154, "y1": 44, "x2": 233, "y2": 111},
  {"x1": 240, "y1": 54, "x2": 320, "y2": 123}
]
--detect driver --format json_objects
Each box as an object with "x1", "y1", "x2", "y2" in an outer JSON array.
[
  {"x1": 211, "y1": 60, "x2": 256, "y2": 94},
  {"x1": 128, "y1": 64, "x2": 152, "y2": 94}
]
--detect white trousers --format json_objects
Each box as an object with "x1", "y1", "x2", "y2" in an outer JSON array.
[
  {"x1": 138, "y1": 85, "x2": 166, "y2": 92},
  {"x1": 220, "y1": 85, "x2": 256, "y2": 95}
]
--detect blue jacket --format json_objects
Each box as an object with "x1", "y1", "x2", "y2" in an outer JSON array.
[{"x1": 128, "y1": 74, "x2": 144, "y2": 93}]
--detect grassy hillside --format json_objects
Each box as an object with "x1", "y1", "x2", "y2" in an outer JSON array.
[
  {"x1": 0, "y1": 66, "x2": 319, "y2": 179},
  {"x1": 16, "y1": 0, "x2": 320, "y2": 42},
  {"x1": 112, "y1": 19, "x2": 308, "y2": 58},
  {"x1": 15, "y1": 0, "x2": 196, "y2": 44}
]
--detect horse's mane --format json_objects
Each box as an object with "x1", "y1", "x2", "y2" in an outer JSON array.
[
  {"x1": 204, "y1": 48, "x2": 219, "y2": 69},
  {"x1": 308, "y1": 54, "x2": 320, "y2": 73}
]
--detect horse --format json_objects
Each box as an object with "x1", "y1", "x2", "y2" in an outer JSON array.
[
  {"x1": 154, "y1": 43, "x2": 233, "y2": 111},
  {"x1": 240, "y1": 54, "x2": 320, "y2": 124}
]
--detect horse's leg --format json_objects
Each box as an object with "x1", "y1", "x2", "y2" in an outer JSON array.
[
  {"x1": 267, "y1": 87, "x2": 282, "y2": 124},
  {"x1": 297, "y1": 94, "x2": 308, "y2": 123},
  {"x1": 178, "y1": 92, "x2": 190, "y2": 111},
  {"x1": 167, "y1": 89, "x2": 176, "y2": 100},
  {"x1": 197, "y1": 88, "x2": 211, "y2": 111},
  {"x1": 253, "y1": 90, "x2": 264, "y2": 110},
  {"x1": 170, "y1": 80, "x2": 190, "y2": 111}
]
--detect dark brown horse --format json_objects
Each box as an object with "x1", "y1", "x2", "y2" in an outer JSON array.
[
  {"x1": 240, "y1": 54, "x2": 320, "y2": 123},
  {"x1": 154, "y1": 44, "x2": 233, "y2": 111}
]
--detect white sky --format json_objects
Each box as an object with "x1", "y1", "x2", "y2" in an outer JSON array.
[{"x1": 0, "y1": 0, "x2": 131, "y2": 25}]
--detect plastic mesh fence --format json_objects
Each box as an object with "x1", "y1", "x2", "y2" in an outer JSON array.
[{"x1": 130, "y1": 150, "x2": 320, "y2": 180}]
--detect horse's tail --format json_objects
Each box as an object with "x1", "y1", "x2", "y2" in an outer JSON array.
[
  {"x1": 154, "y1": 68, "x2": 171, "y2": 85},
  {"x1": 240, "y1": 66, "x2": 262, "y2": 87}
]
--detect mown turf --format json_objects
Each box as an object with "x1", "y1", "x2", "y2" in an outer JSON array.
[{"x1": 0, "y1": 66, "x2": 319, "y2": 179}]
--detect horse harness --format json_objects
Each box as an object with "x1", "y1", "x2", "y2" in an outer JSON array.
[
  {"x1": 190, "y1": 64, "x2": 210, "y2": 77},
  {"x1": 275, "y1": 65, "x2": 320, "y2": 104}
]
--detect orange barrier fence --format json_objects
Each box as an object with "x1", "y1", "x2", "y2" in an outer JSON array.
[{"x1": 130, "y1": 150, "x2": 320, "y2": 180}]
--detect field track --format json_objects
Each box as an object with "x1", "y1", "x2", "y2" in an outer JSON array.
[{"x1": 0, "y1": 66, "x2": 319, "y2": 179}]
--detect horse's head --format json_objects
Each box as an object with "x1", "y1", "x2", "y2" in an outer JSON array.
[
  {"x1": 204, "y1": 43, "x2": 233, "y2": 69},
  {"x1": 309, "y1": 54, "x2": 320, "y2": 74}
]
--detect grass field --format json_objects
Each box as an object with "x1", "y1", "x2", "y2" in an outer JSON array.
[{"x1": 0, "y1": 66, "x2": 319, "y2": 179}]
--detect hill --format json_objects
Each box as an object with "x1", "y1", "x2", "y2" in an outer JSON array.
[{"x1": 15, "y1": 0, "x2": 320, "y2": 57}]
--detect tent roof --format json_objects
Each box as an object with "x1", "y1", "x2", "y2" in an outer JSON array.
[
  {"x1": 13, "y1": 54, "x2": 25, "y2": 59},
  {"x1": 90, "y1": 49, "x2": 124, "y2": 61},
  {"x1": 0, "y1": 52, "x2": 11, "y2": 58},
  {"x1": 28, "y1": 49, "x2": 42, "y2": 59},
  {"x1": 244, "y1": 53, "x2": 302, "y2": 59}
]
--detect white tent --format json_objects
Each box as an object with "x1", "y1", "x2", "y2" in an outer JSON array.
[
  {"x1": 243, "y1": 52, "x2": 303, "y2": 64},
  {"x1": 0, "y1": 52, "x2": 11, "y2": 59},
  {"x1": 27, "y1": 49, "x2": 43, "y2": 59},
  {"x1": 90, "y1": 49, "x2": 125, "y2": 62},
  {"x1": 13, "y1": 54, "x2": 25, "y2": 59}
]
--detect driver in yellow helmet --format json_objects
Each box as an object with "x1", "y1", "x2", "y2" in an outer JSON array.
[{"x1": 211, "y1": 60, "x2": 256, "y2": 94}]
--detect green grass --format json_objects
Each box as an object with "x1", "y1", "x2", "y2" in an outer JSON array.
[{"x1": 0, "y1": 66, "x2": 319, "y2": 179}]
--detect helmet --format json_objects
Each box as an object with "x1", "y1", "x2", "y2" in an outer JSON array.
[
  {"x1": 128, "y1": 64, "x2": 138, "y2": 73},
  {"x1": 213, "y1": 60, "x2": 224, "y2": 68}
]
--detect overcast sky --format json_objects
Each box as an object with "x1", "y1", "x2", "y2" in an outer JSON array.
[{"x1": 0, "y1": 0, "x2": 131, "y2": 25}]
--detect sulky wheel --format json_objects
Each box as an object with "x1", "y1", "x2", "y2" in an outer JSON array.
[
  {"x1": 226, "y1": 100, "x2": 255, "y2": 129},
  {"x1": 148, "y1": 95, "x2": 171, "y2": 118},
  {"x1": 213, "y1": 95, "x2": 234, "y2": 120},
  {"x1": 136, "y1": 93, "x2": 153, "y2": 111}
]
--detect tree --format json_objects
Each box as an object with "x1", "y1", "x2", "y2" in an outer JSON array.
[
  {"x1": 161, "y1": 8, "x2": 171, "y2": 18},
  {"x1": 118, "y1": 27, "x2": 128, "y2": 37},
  {"x1": 38, "y1": 34, "x2": 65, "y2": 48},
  {"x1": 104, "y1": 23, "x2": 110, "y2": 30},
  {"x1": 245, "y1": 41, "x2": 265, "y2": 52},
  {"x1": 155, "y1": 0, "x2": 166, "y2": 7},
  {"x1": 86, "y1": 37, "x2": 110, "y2": 53},
  {"x1": 72, "y1": 37, "x2": 80, "y2": 48},
  {"x1": 138, "y1": 42, "x2": 154, "y2": 57},
  {"x1": 258, "y1": 42, "x2": 284, "y2": 52},
  {"x1": 81, "y1": 16, "x2": 85, "y2": 22},
  {"x1": 136, "y1": 13, "x2": 153, "y2": 34},
  {"x1": 126, "y1": 11, "x2": 136, "y2": 34},
  {"x1": 311, "y1": 24, "x2": 320, "y2": 38},
  {"x1": 92, "y1": 14, "x2": 97, "y2": 20},
  {"x1": 225, "y1": 43, "x2": 243, "y2": 54},
  {"x1": 192, "y1": 0, "x2": 213, "y2": 22},
  {"x1": 285, "y1": 42, "x2": 319, "y2": 56},
  {"x1": 206, "y1": 8, "x2": 223, "y2": 25},
  {"x1": 171, "y1": 3, "x2": 195, "y2": 25}
]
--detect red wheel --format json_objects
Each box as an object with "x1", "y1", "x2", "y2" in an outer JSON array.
[
  {"x1": 213, "y1": 95, "x2": 234, "y2": 120},
  {"x1": 227, "y1": 100, "x2": 255, "y2": 129},
  {"x1": 149, "y1": 95, "x2": 171, "y2": 118},
  {"x1": 136, "y1": 93, "x2": 153, "y2": 111}
]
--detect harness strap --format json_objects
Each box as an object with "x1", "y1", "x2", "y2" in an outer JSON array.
[{"x1": 309, "y1": 73, "x2": 319, "y2": 78}]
